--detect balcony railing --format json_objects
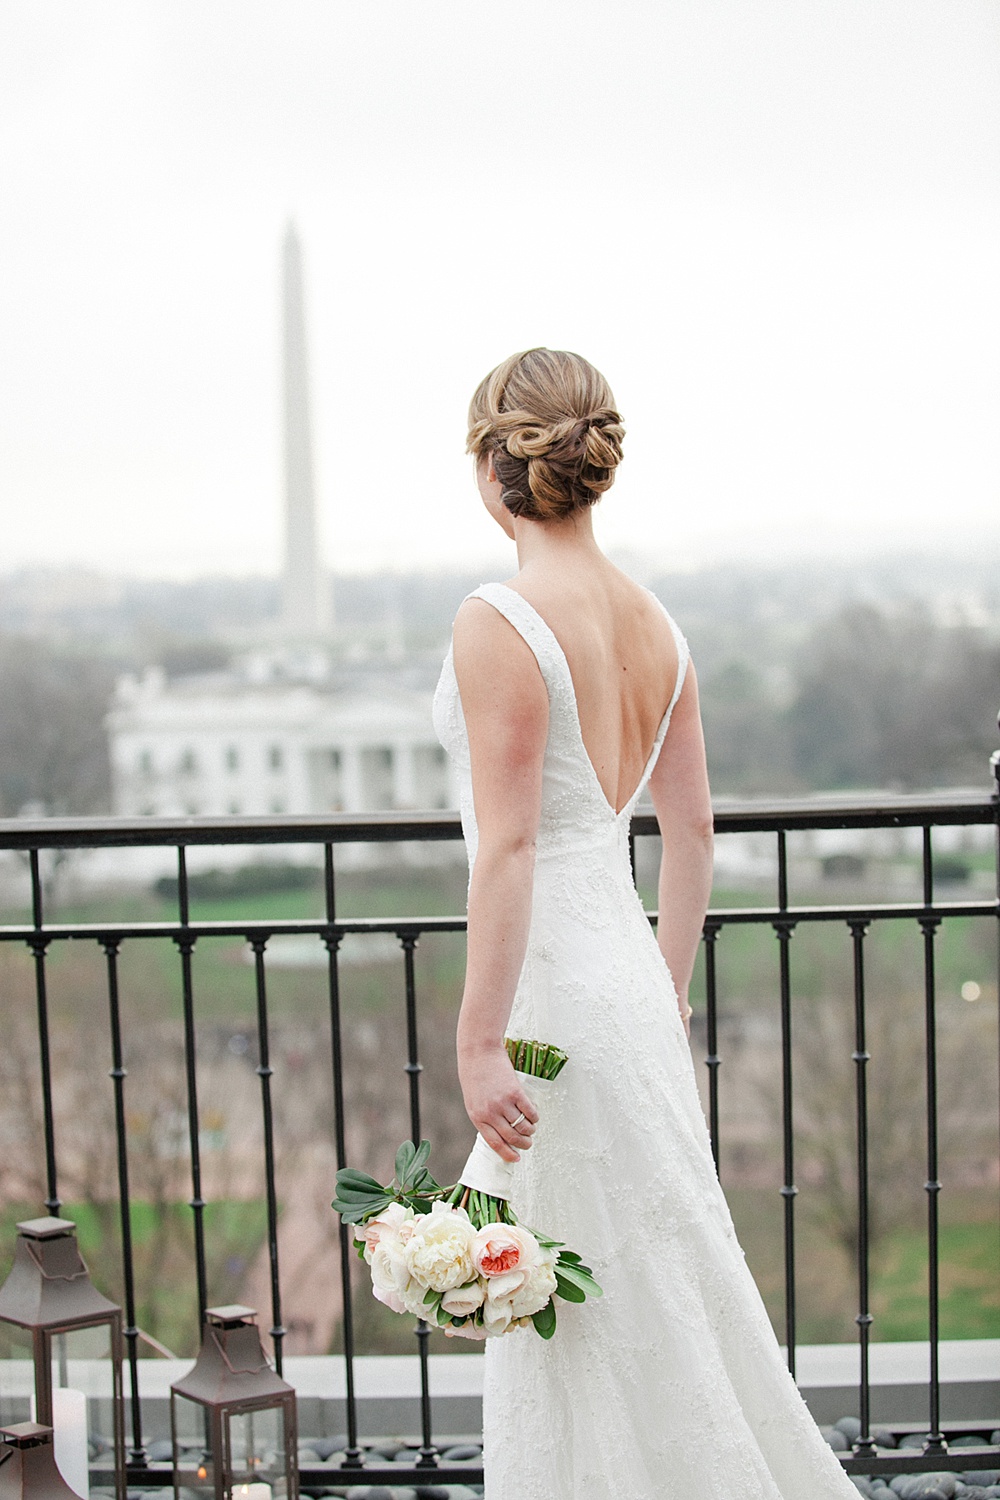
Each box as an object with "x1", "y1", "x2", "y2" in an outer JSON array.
[{"x1": 0, "y1": 772, "x2": 998, "y2": 1488}]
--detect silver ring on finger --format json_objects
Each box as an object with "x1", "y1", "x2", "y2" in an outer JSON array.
[{"x1": 511, "y1": 1110, "x2": 526, "y2": 1128}]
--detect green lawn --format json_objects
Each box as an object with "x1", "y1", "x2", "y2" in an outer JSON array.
[
  {"x1": 871, "y1": 1218, "x2": 1000, "y2": 1341},
  {"x1": 1, "y1": 866, "x2": 470, "y2": 1025},
  {"x1": 726, "y1": 1186, "x2": 1000, "y2": 1345},
  {"x1": 4, "y1": 857, "x2": 994, "y2": 1023}
]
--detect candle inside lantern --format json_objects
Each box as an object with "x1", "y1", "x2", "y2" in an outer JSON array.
[
  {"x1": 236, "y1": 1485, "x2": 271, "y2": 1500},
  {"x1": 51, "y1": 1386, "x2": 90, "y2": 1499}
]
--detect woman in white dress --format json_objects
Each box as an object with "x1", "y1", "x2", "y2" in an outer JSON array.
[{"x1": 432, "y1": 347, "x2": 860, "y2": 1498}]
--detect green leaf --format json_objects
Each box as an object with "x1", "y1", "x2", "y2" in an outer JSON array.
[
  {"x1": 554, "y1": 1273, "x2": 587, "y2": 1303},
  {"x1": 555, "y1": 1262, "x2": 602, "y2": 1298},
  {"x1": 531, "y1": 1300, "x2": 557, "y2": 1339},
  {"x1": 410, "y1": 1166, "x2": 443, "y2": 1194},
  {"x1": 401, "y1": 1190, "x2": 438, "y2": 1213},
  {"x1": 332, "y1": 1189, "x2": 392, "y2": 1209},
  {"x1": 528, "y1": 1229, "x2": 564, "y2": 1250},
  {"x1": 336, "y1": 1168, "x2": 386, "y2": 1191},
  {"x1": 335, "y1": 1205, "x2": 366, "y2": 1225},
  {"x1": 394, "y1": 1140, "x2": 416, "y2": 1184},
  {"x1": 331, "y1": 1189, "x2": 393, "y2": 1222}
]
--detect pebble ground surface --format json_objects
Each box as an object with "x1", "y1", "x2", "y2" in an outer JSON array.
[{"x1": 96, "y1": 1420, "x2": 1000, "y2": 1500}]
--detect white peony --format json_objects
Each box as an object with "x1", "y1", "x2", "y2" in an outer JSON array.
[{"x1": 403, "y1": 1202, "x2": 477, "y2": 1293}]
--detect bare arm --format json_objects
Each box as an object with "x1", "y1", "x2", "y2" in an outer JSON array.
[
  {"x1": 452, "y1": 599, "x2": 548, "y2": 1163},
  {"x1": 647, "y1": 664, "x2": 714, "y2": 1037}
]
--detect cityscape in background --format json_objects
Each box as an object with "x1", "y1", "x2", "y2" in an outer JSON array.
[{"x1": 0, "y1": 222, "x2": 997, "y2": 867}]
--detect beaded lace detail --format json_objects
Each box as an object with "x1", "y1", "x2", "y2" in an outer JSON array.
[{"x1": 433, "y1": 582, "x2": 859, "y2": 1500}]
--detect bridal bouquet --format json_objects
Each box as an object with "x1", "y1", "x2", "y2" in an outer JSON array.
[{"x1": 332, "y1": 1037, "x2": 601, "y2": 1340}]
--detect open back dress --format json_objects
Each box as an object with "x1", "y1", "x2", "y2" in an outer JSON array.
[{"x1": 432, "y1": 581, "x2": 860, "y2": 1500}]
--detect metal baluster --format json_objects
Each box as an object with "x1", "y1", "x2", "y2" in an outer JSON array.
[
  {"x1": 322, "y1": 844, "x2": 362, "y2": 1470},
  {"x1": 400, "y1": 931, "x2": 437, "y2": 1470},
  {"x1": 401, "y1": 934, "x2": 423, "y2": 1146},
  {"x1": 920, "y1": 827, "x2": 947, "y2": 1455},
  {"x1": 993, "y1": 723, "x2": 1000, "y2": 1310},
  {"x1": 848, "y1": 919, "x2": 876, "y2": 1459},
  {"x1": 174, "y1": 846, "x2": 208, "y2": 1331},
  {"x1": 102, "y1": 939, "x2": 146, "y2": 1465},
  {"x1": 775, "y1": 829, "x2": 798, "y2": 1377},
  {"x1": 28, "y1": 849, "x2": 59, "y2": 1214},
  {"x1": 249, "y1": 937, "x2": 285, "y2": 1374},
  {"x1": 703, "y1": 920, "x2": 722, "y2": 1169}
]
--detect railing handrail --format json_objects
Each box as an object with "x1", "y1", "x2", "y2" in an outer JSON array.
[
  {"x1": 1, "y1": 785, "x2": 997, "y2": 1481},
  {"x1": 0, "y1": 786, "x2": 995, "y2": 849}
]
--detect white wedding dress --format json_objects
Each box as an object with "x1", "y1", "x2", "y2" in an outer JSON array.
[{"x1": 433, "y1": 581, "x2": 859, "y2": 1500}]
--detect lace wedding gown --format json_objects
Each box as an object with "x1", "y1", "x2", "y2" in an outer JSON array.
[{"x1": 432, "y1": 582, "x2": 859, "y2": 1500}]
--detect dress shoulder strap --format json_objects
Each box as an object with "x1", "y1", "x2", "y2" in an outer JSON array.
[
  {"x1": 465, "y1": 582, "x2": 572, "y2": 705},
  {"x1": 643, "y1": 587, "x2": 690, "y2": 716}
]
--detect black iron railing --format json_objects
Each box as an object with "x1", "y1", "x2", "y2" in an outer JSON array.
[{"x1": 0, "y1": 773, "x2": 998, "y2": 1486}]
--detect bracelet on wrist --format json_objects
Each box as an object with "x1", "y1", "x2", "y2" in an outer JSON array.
[{"x1": 678, "y1": 1004, "x2": 693, "y2": 1021}]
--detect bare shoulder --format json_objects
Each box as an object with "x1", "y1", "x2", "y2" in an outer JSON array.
[
  {"x1": 616, "y1": 571, "x2": 675, "y2": 633},
  {"x1": 600, "y1": 566, "x2": 680, "y2": 672}
]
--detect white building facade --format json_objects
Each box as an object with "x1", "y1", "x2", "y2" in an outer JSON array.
[{"x1": 107, "y1": 668, "x2": 456, "y2": 821}]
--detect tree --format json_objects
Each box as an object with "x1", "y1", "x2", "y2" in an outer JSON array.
[
  {"x1": 0, "y1": 634, "x2": 115, "y2": 814},
  {"x1": 787, "y1": 604, "x2": 1000, "y2": 790}
]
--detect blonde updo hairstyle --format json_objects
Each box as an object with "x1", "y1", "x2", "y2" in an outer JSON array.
[{"x1": 466, "y1": 348, "x2": 625, "y2": 522}]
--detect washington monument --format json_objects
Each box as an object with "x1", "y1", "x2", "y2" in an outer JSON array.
[{"x1": 282, "y1": 221, "x2": 329, "y2": 634}]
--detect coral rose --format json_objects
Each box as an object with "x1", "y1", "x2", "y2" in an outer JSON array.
[{"x1": 473, "y1": 1223, "x2": 542, "y2": 1281}]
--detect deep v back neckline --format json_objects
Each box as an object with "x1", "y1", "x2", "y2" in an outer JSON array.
[{"x1": 481, "y1": 582, "x2": 686, "y2": 820}]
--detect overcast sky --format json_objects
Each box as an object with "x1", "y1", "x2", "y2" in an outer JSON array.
[{"x1": 2, "y1": 1, "x2": 998, "y2": 579}]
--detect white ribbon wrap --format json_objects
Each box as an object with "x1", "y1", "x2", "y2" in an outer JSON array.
[{"x1": 459, "y1": 1071, "x2": 556, "y2": 1199}]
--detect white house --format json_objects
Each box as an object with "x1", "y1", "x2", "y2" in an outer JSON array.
[{"x1": 107, "y1": 665, "x2": 456, "y2": 821}]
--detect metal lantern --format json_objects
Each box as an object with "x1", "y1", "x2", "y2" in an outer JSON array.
[
  {"x1": 0, "y1": 1220, "x2": 125, "y2": 1500},
  {"x1": 0, "y1": 1424, "x2": 86, "y2": 1500},
  {"x1": 170, "y1": 1307, "x2": 297, "y2": 1500}
]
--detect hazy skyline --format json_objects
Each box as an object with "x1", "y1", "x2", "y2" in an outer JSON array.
[{"x1": 2, "y1": 1, "x2": 998, "y2": 579}]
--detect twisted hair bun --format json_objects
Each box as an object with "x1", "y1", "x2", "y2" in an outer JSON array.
[{"x1": 467, "y1": 348, "x2": 624, "y2": 522}]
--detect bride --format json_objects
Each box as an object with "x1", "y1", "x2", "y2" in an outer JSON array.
[{"x1": 432, "y1": 348, "x2": 860, "y2": 1498}]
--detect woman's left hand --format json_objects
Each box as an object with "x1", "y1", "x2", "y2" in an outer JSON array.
[{"x1": 459, "y1": 1042, "x2": 540, "y2": 1164}]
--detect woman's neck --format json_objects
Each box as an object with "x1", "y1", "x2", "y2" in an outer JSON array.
[{"x1": 511, "y1": 508, "x2": 603, "y2": 573}]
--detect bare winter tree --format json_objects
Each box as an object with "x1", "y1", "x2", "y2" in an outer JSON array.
[{"x1": 0, "y1": 635, "x2": 114, "y2": 815}]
